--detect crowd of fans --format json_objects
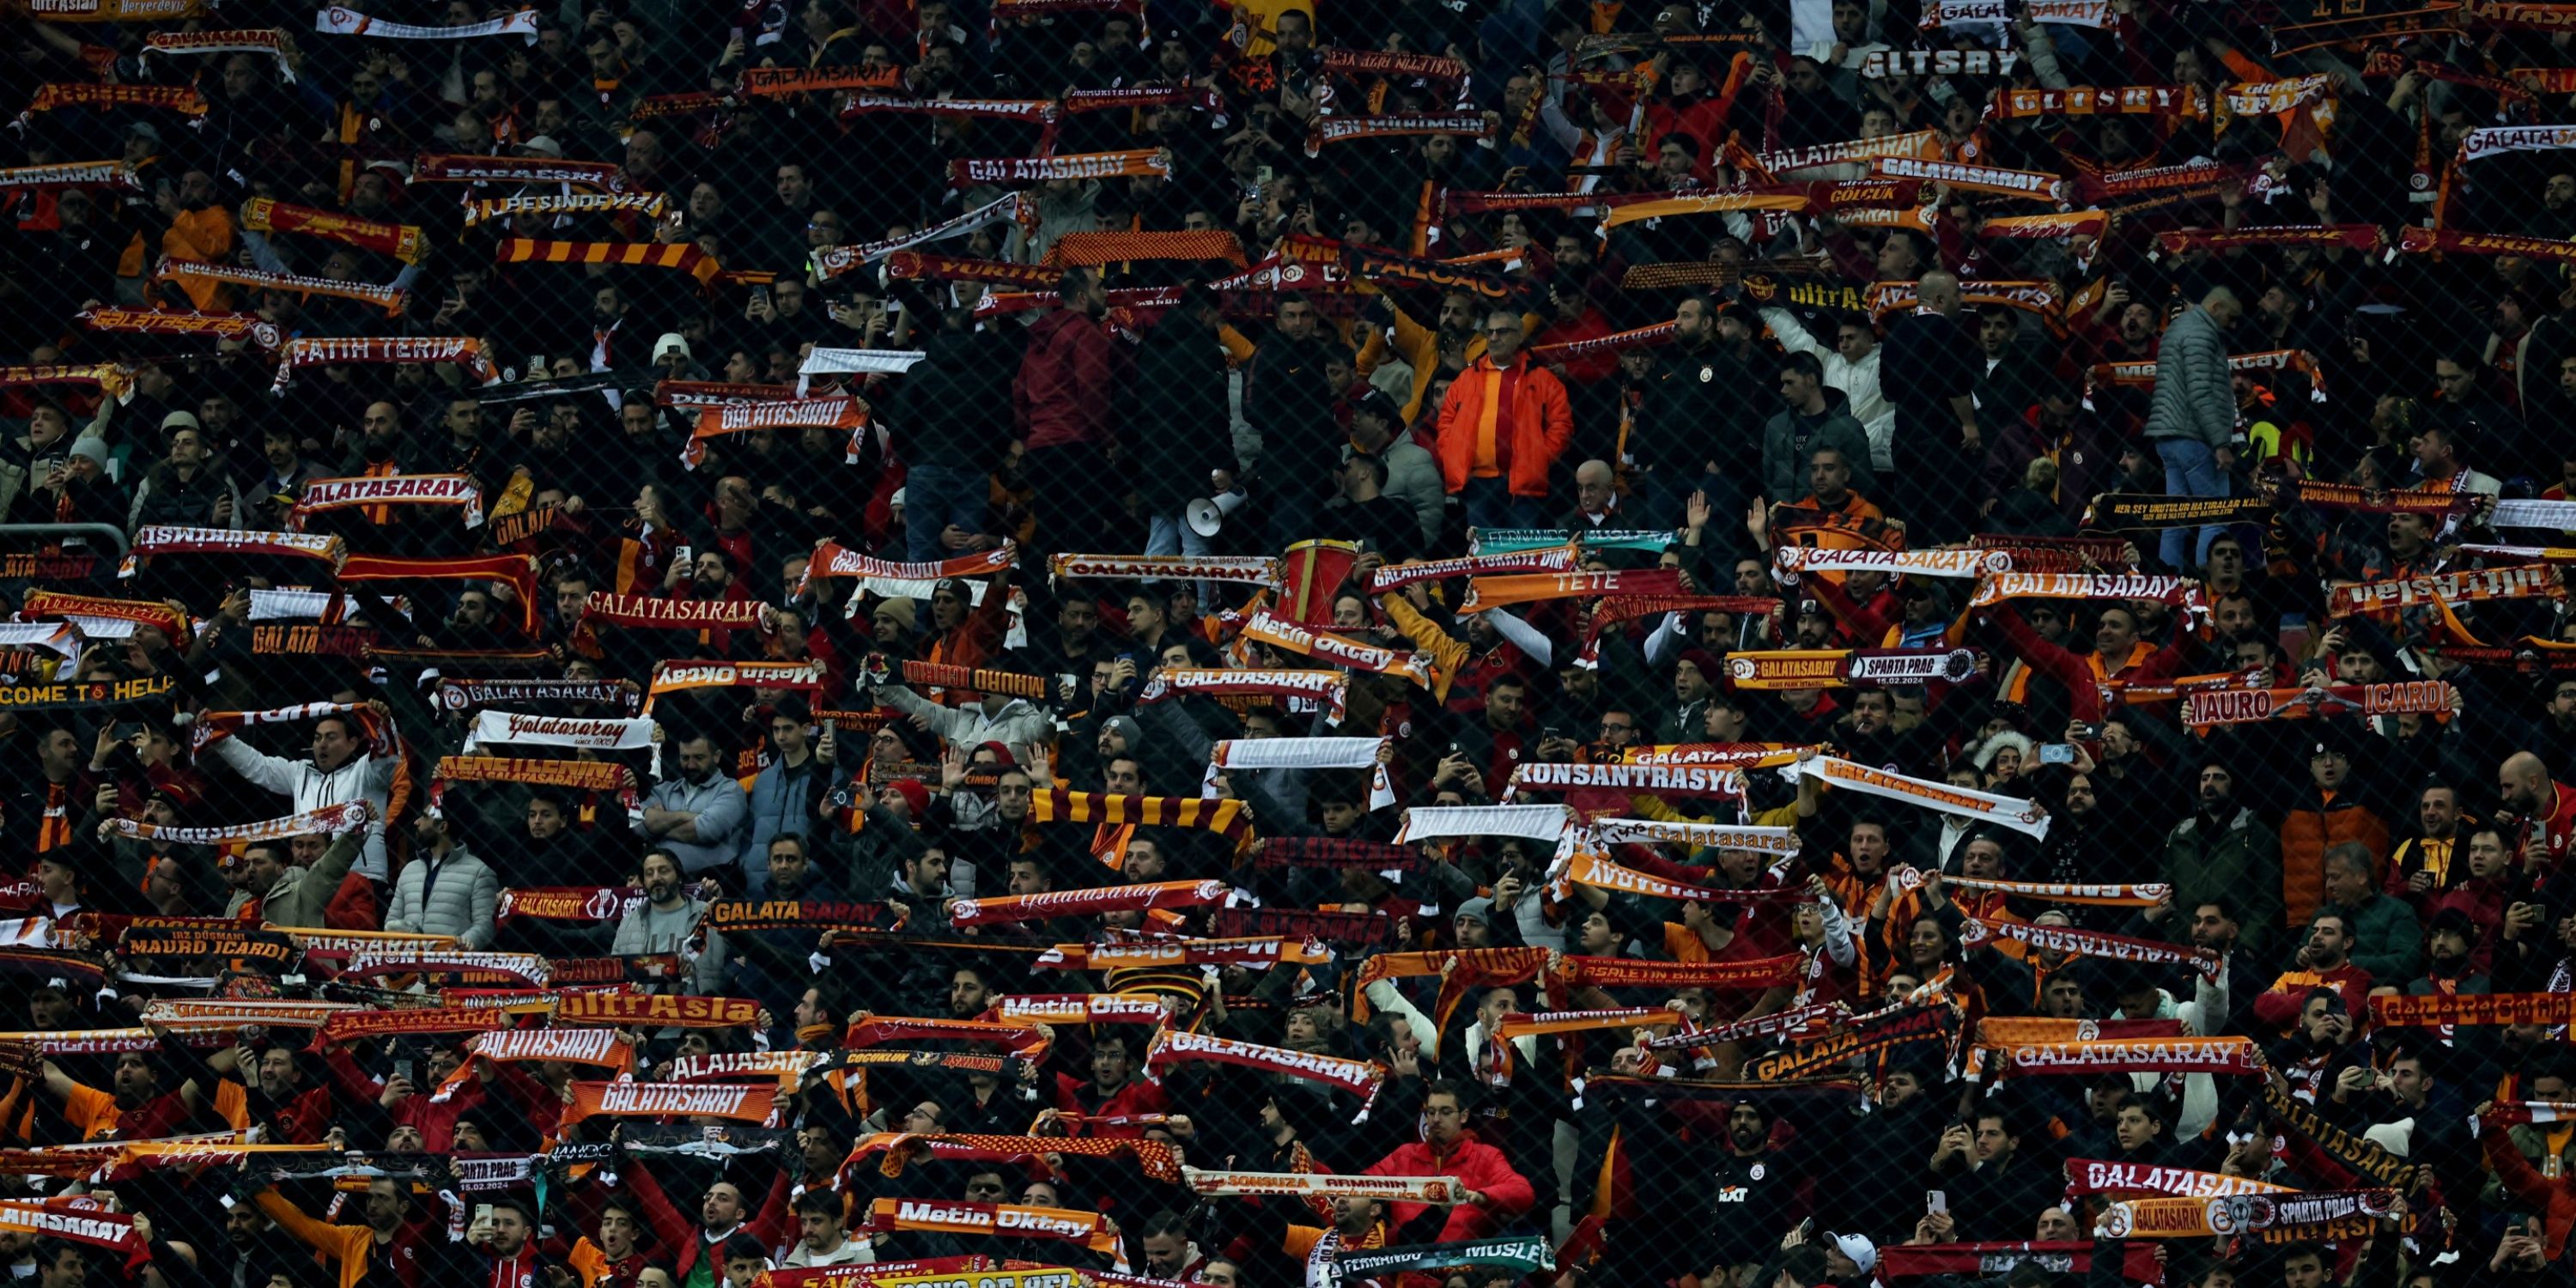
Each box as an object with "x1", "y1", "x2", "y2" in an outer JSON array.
[{"x1": 10, "y1": 3, "x2": 2576, "y2": 1288}]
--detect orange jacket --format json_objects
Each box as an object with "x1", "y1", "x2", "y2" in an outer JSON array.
[
  {"x1": 1433, "y1": 353, "x2": 1573, "y2": 498},
  {"x1": 2277, "y1": 790, "x2": 2391, "y2": 931}
]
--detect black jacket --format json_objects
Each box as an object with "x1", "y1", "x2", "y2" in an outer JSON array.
[
  {"x1": 1638, "y1": 338, "x2": 1759, "y2": 478},
  {"x1": 1242, "y1": 330, "x2": 1342, "y2": 501},
  {"x1": 1129, "y1": 306, "x2": 1237, "y2": 513},
  {"x1": 132, "y1": 461, "x2": 236, "y2": 530},
  {"x1": 883, "y1": 325, "x2": 1024, "y2": 471}
]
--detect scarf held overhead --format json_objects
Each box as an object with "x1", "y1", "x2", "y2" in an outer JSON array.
[{"x1": 1791, "y1": 756, "x2": 2050, "y2": 838}]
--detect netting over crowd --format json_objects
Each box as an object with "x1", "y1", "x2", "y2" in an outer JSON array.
[{"x1": 12, "y1": 3, "x2": 2576, "y2": 1288}]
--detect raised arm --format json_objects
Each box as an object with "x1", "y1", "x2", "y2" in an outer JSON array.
[{"x1": 208, "y1": 734, "x2": 297, "y2": 794}]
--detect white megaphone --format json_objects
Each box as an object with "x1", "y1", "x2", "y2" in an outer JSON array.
[
  {"x1": 1188, "y1": 487, "x2": 1247, "y2": 538},
  {"x1": 1187, "y1": 497, "x2": 1225, "y2": 538}
]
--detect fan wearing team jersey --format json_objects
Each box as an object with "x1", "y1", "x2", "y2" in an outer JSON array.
[
  {"x1": 16, "y1": 1040, "x2": 197, "y2": 1142},
  {"x1": 1051, "y1": 1030, "x2": 1170, "y2": 1139},
  {"x1": 459, "y1": 1198, "x2": 556, "y2": 1288},
  {"x1": 562, "y1": 1196, "x2": 654, "y2": 1288},
  {"x1": 249, "y1": 1176, "x2": 457, "y2": 1288}
]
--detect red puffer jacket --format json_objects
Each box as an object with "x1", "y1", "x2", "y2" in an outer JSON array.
[{"x1": 1362, "y1": 1133, "x2": 1535, "y2": 1242}]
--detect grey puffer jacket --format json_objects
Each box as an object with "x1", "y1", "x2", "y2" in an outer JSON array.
[
  {"x1": 2142, "y1": 304, "x2": 2234, "y2": 448},
  {"x1": 385, "y1": 844, "x2": 501, "y2": 948}
]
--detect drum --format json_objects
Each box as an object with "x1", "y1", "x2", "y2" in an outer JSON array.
[{"x1": 1275, "y1": 538, "x2": 1361, "y2": 629}]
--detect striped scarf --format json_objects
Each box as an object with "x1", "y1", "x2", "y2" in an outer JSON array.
[
  {"x1": 1028, "y1": 790, "x2": 1250, "y2": 841},
  {"x1": 1040, "y1": 230, "x2": 1249, "y2": 268},
  {"x1": 1926, "y1": 872, "x2": 2170, "y2": 908},
  {"x1": 497, "y1": 239, "x2": 720, "y2": 283}
]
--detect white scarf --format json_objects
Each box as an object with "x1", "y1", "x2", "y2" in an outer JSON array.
[
  {"x1": 797, "y1": 349, "x2": 927, "y2": 392},
  {"x1": 1589, "y1": 817, "x2": 1800, "y2": 854},
  {"x1": 817, "y1": 192, "x2": 1027, "y2": 273},
  {"x1": 112, "y1": 801, "x2": 368, "y2": 846},
  {"x1": 1181, "y1": 1169, "x2": 1464, "y2": 1203},
  {"x1": 2491, "y1": 498, "x2": 2576, "y2": 530},
  {"x1": 248, "y1": 589, "x2": 338, "y2": 621},
  {"x1": 463, "y1": 710, "x2": 659, "y2": 753},
  {"x1": 313, "y1": 7, "x2": 540, "y2": 41},
  {"x1": 1206, "y1": 737, "x2": 1393, "y2": 807},
  {"x1": 1789, "y1": 755, "x2": 2051, "y2": 839},
  {"x1": 1394, "y1": 804, "x2": 1571, "y2": 844},
  {"x1": 143, "y1": 30, "x2": 297, "y2": 82}
]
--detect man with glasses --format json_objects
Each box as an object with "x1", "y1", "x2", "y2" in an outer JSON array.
[
  {"x1": 1364, "y1": 1081, "x2": 1534, "y2": 1242},
  {"x1": 1599, "y1": 710, "x2": 1641, "y2": 750},
  {"x1": 1434, "y1": 309, "x2": 1572, "y2": 532}
]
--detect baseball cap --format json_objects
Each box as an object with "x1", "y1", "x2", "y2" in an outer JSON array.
[
  {"x1": 1827, "y1": 1233, "x2": 1877, "y2": 1274},
  {"x1": 1352, "y1": 389, "x2": 1402, "y2": 426}
]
